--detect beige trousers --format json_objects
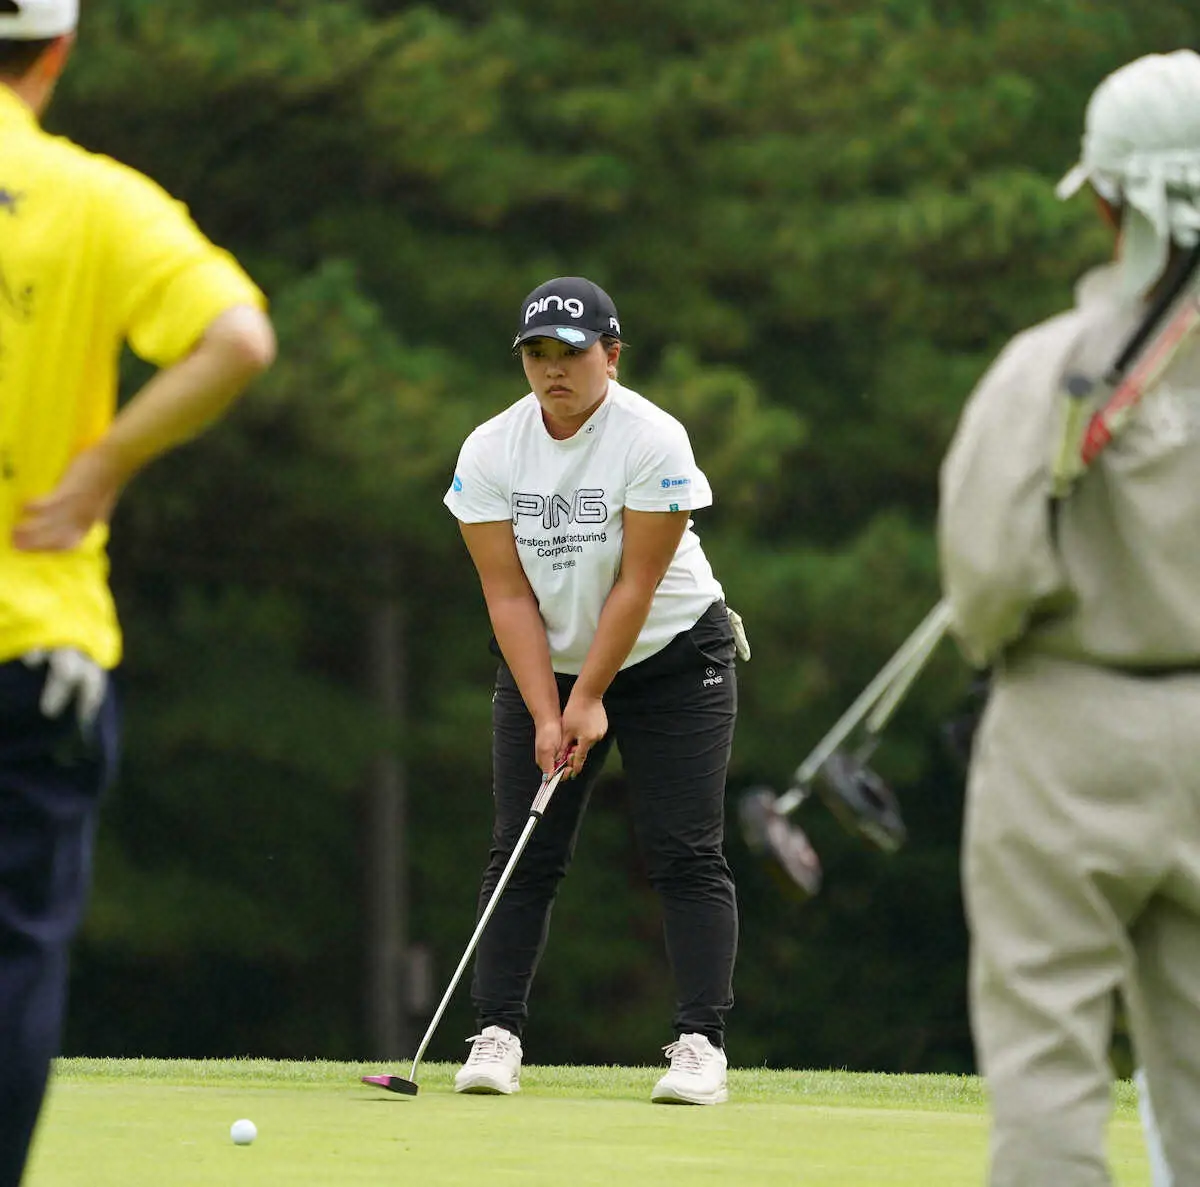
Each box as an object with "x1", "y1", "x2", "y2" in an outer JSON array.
[{"x1": 964, "y1": 652, "x2": 1200, "y2": 1187}]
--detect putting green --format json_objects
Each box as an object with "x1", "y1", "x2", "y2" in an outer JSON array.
[{"x1": 24, "y1": 1060, "x2": 1154, "y2": 1186}]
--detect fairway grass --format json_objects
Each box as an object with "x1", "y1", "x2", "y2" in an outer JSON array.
[{"x1": 26, "y1": 1059, "x2": 1154, "y2": 1186}]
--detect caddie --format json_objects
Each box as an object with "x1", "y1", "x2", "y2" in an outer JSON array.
[
  {"x1": 0, "y1": 3, "x2": 275, "y2": 1183},
  {"x1": 938, "y1": 49, "x2": 1200, "y2": 1187}
]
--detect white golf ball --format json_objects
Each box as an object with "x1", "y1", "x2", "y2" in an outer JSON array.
[{"x1": 230, "y1": 1118, "x2": 257, "y2": 1146}]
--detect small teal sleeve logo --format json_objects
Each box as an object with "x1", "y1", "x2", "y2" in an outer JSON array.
[
  {"x1": 452, "y1": 474, "x2": 463, "y2": 493},
  {"x1": 669, "y1": 502, "x2": 679, "y2": 512}
]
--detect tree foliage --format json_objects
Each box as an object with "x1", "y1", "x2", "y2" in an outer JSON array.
[{"x1": 52, "y1": 0, "x2": 1198, "y2": 1068}]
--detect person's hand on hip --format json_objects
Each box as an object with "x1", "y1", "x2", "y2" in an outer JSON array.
[{"x1": 13, "y1": 445, "x2": 121, "y2": 552}]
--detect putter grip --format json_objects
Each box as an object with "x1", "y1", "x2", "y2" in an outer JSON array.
[{"x1": 531, "y1": 764, "x2": 568, "y2": 816}]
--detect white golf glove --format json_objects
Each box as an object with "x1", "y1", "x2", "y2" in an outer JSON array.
[
  {"x1": 21, "y1": 647, "x2": 108, "y2": 730},
  {"x1": 727, "y1": 607, "x2": 751, "y2": 662}
]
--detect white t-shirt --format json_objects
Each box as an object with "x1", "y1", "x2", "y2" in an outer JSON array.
[{"x1": 444, "y1": 380, "x2": 724, "y2": 674}]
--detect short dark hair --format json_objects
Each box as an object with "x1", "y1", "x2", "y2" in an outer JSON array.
[{"x1": 0, "y1": 37, "x2": 54, "y2": 77}]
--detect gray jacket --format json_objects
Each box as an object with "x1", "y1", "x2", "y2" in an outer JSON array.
[{"x1": 939, "y1": 263, "x2": 1200, "y2": 669}]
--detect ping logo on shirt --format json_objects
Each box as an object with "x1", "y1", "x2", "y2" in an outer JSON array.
[{"x1": 511, "y1": 489, "x2": 607, "y2": 528}]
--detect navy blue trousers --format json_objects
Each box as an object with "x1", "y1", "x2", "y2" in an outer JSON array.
[
  {"x1": 0, "y1": 660, "x2": 119, "y2": 1187},
  {"x1": 471, "y1": 601, "x2": 739, "y2": 1047}
]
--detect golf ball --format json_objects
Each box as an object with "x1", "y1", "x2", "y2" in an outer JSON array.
[{"x1": 230, "y1": 1118, "x2": 257, "y2": 1146}]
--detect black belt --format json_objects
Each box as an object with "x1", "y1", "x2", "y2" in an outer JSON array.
[{"x1": 1104, "y1": 664, "x2": 1200, "y2": 679}]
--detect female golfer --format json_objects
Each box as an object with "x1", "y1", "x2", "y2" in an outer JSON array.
[{"x1": 443, "y1": 276, "x2": 742, "y2": 1105}]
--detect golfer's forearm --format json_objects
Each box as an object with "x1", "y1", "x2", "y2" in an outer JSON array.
[
  {"x1": 96, "y1": 305, "x2": 275, "y2": 484},
  {"x1": 573, "y1": 580, "x2": 655, "y2": 700},
  {"x1": 486, "y1": 594, "x2": 560, "y2": 723}
]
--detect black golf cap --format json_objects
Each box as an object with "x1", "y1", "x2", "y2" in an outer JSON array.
[{"x1": 512, "y1": 276, "x2": 624, "y2": 352}]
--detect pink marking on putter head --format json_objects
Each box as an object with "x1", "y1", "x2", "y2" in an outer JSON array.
[{"x1": 361, "y1": 1073, "x2": 418, "y2": 1096}]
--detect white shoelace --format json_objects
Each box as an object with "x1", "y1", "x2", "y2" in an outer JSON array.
[
  {"x1": 663, "y1": 1038, "x2": 707, "y2": 1073},
  {"x1": 465, "y1": 1033, "x2": 513, "y2": 1065}
]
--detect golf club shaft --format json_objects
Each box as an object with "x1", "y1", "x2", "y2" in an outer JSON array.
[
  {"x1": 406, "y1": 765, "x2": 567, "y2": 1082},
  {"x1": 775, "y1": 600, "x2": 951, "y2": 815},
  {"x1": 863, "y1": 610, "x2": 949, "y2": 736}
]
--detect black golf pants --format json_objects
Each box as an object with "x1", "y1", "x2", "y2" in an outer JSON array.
[{"x1": 470, "y1": 601, "x2": 739, "y2": 1048}]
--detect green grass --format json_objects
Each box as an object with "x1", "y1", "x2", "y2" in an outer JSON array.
[{"x1": 25, "y1": 1059, "x2": 1155, "y2": 1186}]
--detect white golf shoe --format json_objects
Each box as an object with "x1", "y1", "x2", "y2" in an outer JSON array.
[
  {"x1": 651, "y1": 1033, "x2": 729, "y2": 1105},
  {"x1": 454, "y1": 1025, "x2": 523, "y2": 1095}
]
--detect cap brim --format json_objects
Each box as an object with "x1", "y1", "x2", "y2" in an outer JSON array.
[
  {"x1": 1055, "y1": 163, "x2": 1090, "y2": 200},
  {"x1": 0, "y1": 0, "x2": 78, "y2": 38},
  {"x1": 512, "y1": 326, "x2": 603, "y2": 352}
]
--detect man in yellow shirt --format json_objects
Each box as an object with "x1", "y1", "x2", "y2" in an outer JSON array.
[{"x1": 0, "y1": 4, "x2": 276, "y2": 1183}]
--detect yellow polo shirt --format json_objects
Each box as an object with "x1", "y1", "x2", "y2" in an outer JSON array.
[{"x1": 0, "y1": 85, "x2": 265, "y2": 668}]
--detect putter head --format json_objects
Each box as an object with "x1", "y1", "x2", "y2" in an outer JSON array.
[
  {"x1": 737, "y1": 786, "x2": 823, "y2": 899},
  {"x1": 362, "y1": 1073, "x2": 419, "y2": 1096},
  {"x1": 814, "y1": 751, "x2": 907, "y2": 853}
]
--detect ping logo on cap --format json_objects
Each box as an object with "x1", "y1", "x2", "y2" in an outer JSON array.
[
  {"x1": 513, "y1": 277, "x2": 623, "y2": 350},
  {"x1": 526, "y1": 294, "x2": 585, "y2": 324}
]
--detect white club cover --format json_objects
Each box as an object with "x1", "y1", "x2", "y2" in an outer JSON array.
[
  {"x1": 21, "y1": 647, "x2": 107, "y2": 730},
  {"x1": 726, "y1": 607, "x2": 751, "y2": 662}
]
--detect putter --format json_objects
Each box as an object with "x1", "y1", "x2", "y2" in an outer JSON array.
[
  {"x1": 744, "y1": 249, "x2": 1200, "y2": 897},
  {"x1": 362, "y1": 755, "x2": 572, "y2": 1096},
  {"x1": 777, "y1": 600, "x2": 950, "y2": 818},
  {"x1": 737, "y1": 786, "x2": 822, "y2": 899},
  {"x1": 739, "y1": 602, "x2": 949, "y2": 890},
  {"x1": 804, "y1": 613, "x2": 947, "y2": 854}
]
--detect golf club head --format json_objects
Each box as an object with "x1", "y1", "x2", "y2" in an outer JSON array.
[
  {"x1": 737, "y1": 786, "x2": 823, "y2": 899},
  {"x1": 814, "y1": 751, "x2": 907, "y2": 853},
  {"x1": 362, "y1": 1073, "x2": 419, "y2": 1096}
]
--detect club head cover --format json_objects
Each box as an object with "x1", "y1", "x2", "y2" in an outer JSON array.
[
  {"x1": 815, "y1": 752, "x2": 907, "y2": 853},
  {"x1": 737, "y1": 786, "x2": 823, "y2": 899}
]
